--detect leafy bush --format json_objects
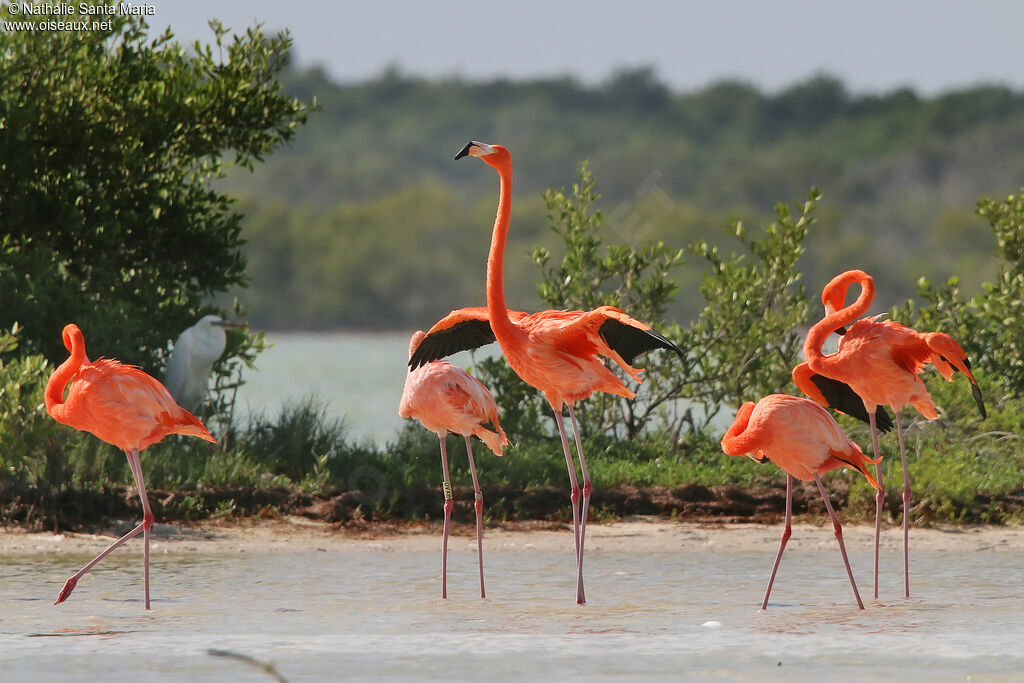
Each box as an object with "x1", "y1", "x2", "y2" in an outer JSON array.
[
  {"x1": 895, "y1": 189, "x2": 1024, "y2": 401},
  {"x1": 0, "y1": 15, "x2": 311, "y2": 376},
  {"x1": 686, "y1": 189, "x2": 818, "y2": 420}
]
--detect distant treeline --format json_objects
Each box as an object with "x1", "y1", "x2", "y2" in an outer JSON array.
[{"x1": 226, "y1": 67, "x2": 1024, "y2": 330}]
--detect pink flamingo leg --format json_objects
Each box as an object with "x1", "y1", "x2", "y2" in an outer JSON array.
[
  {"x1": 761, "y1": 474, "x2": 793, "y2": 610},
  {"x1": 438, "y1": 436, "x2": 453, "y2": 599},
  {"x1": 464, "y1": 436, "x2": 486, "y2": 599},
  {"x1": 552, "y1": 411, "x2": 585, "y2": 602},
  {"x1": 126, "y1": 449, "x2": 153, "y2": 610},
  {"x1": 567, "y1": 405, "x2": 589, "y2": 605},
  {"x1": 895, "y1": 411, "x2": 911, "y2": 598},
  {"x1": 54, "y1": 521, "x2": 146, "y2": 605},
  {"x1": 868, "y1": 410, "x2": 884, "y2": 600},
  {"x1": 56, "y1": 448, "x2": 154, "y2": 608},
  {"x1": 814, "y1": 474, "x2": 865, "y2": 610},
  {"x1": 553, "y1": 410, "x2": 582, "y2": 563}
]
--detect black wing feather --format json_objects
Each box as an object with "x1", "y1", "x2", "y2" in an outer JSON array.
[
  {"x1": 598, "y1": 318, "x2": 683, "y2": 366},
  {"x1": 809, "y1": 373, "x2": 895, "y2": 433},
  {"x1": 937, "y1": 356, "x2": 987, "y2": 419},
  {"x1": 409, "y1": 319, "x2": 496, "y2": 369}
]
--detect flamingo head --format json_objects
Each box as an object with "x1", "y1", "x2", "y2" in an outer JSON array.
[
  {"x1": 454, "y1": 140, "x2": 508, "y2": 168},
  {"x1": 61, "y1": 323, "x2": 84, "y2": 354},
  {"x1": 821, "y1": 269, "x2": 872, "y2": 316}
]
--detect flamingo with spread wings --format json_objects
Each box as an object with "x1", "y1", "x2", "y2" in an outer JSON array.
[
  {"x1": 400, "y1": 330, "x2": 508, "y2": 599},
  {"x1": 45, "y1": 323, "x2": 215, "y2": 609},
  {"x1": 409, "y1": 142, "x2": 682, "y2": 604},
  {"x1": 721, "y1": 393, "x2": 881, "y2": 610},
  {"x1": 803, "y1": 269, "x2": 985, "y2": 599}
]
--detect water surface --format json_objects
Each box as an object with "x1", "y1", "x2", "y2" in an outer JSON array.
[{"x1": 2, "y1": 544, "x2": 1021, "y2": 680}]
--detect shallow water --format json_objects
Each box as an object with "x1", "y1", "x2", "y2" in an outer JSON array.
[{"x1": 2, "y1": 543, "x2": 1022, "y2": 680}]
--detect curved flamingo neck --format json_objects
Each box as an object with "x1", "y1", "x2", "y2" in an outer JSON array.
[
  {"x1": 485, "y1": 155, "x2": 518, "y2": 340},
  {"x1": 805, "y1": 272, "x2": 875, "y2": 367},
  {"x1": 720, "y1": 402, "x2": 759, "y2": 456},
  {"x1": 45, "y1": 325, "x2": 88, "y2": 419}
]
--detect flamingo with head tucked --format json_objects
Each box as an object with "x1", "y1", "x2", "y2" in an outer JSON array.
[
  {"x1": 803, "y1": 269, "x2": 985, "y2": 599},
  {"x1": 400, "y1": 329, "x2": 507, "y2": 599},
  {"x1": 409, "y1": 142, "x2": 683, "y2": 604},
  {"x1": 45, "y1": 323, "x2": 215, "y2": 609},
  {"x1": 721, "y1": 393, "x2": 881, "y2": 610}
]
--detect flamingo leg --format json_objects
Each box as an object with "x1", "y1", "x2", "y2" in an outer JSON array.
[
  {"x1": 814, "y1": 474, "x2": 865, "y2": 610},
  {"x1": 868, "y1": 410, "x2": 884, "y2": 600},
  {"x1": 125, "y1": 449, "x2": 154, "y2": 610},
  {"x1": 55, "y1": 449, "x2": 154, "y2": 608},
  {"x1": 761, "y1": 474, "x2": 793, "y2": 610},
  {"x1": 439, "y1": 435, "x2": 453, "y2": 600},
  {"x1": 895, "y1": 411, "x2": 911, "y2": 599},
  {"x1": 552, "y1": 410, "x2": 582, "y2": 599},
  {"x1": 567, "y1": 405, "x2": 589, "y2": 605},
  {"x1": 464, "y1": 436, "x2": 486, "y2": 599}
]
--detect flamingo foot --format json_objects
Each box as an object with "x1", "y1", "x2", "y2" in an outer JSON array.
[{"x1": 55, "y1": 576, "x2": 78, "y2": 605}]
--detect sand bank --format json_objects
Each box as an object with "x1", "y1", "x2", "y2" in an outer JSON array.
[{"x1": 2, "y1": 516, "x2": 1022, "y2": 556}]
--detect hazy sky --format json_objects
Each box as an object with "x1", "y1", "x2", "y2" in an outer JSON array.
[{"x1": 149, "y1": 1, "x2": 1024, "y2": 94}]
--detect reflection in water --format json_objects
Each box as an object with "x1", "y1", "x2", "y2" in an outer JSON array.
[{"x1": 1, "y1": 547, "x2": 1022, "y2": 680}]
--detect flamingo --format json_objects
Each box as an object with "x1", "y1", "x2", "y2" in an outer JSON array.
[
  {"x1": 720, "y1": 394, "x2": 882, "y2": 610},
  {"x1": 803, "y1": 269, "x2": 985, "y2": 599},
  {"x1": 45, "y1": 323, "x2": 215, "y2": 609},
  {"x1": 409, "y1": 142, "x2": 683, "y2": 604},
  {"x1": 399, "y1": 330, "x2": 508, "y2": 599}
]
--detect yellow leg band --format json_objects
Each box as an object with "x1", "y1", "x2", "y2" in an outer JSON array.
[{"x1": 442, "y1": 480, "x2": 453, "y2": 501}]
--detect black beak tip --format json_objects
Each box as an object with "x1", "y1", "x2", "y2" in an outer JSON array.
[{"x1": 454, "y1": 141, "x2": 474, "y2": 160}]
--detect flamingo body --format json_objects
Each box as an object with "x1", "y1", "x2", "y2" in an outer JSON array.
[
  {"x1": 721, "y1": 394, "x2": 880, "y2": 610},
  {"x1": 721, "y1": 394, "x2": 879, "y2": 487},
  {"x1": 50, "y1": 358, "x2": 213, "y2": 452},
  {"x1": 400, "y1": 330, "x2": 507, "y2": 599},
  {"x1": 400, "y1": 331, "x2": 507, "y2": 455},
  {"x1": 45, "y1": 323, "x2": 214, "y2": 609}
]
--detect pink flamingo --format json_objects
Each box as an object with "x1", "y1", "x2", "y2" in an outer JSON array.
[
  {"x1": 45, "y1": 323, "x2": 215, "y2": 609},
  {"x1": 721, "y1": 394, "x2": 881, "y2": 609},
  {"x1": 804, "y1": 269, "x2": 985, "y2": 599},
  {"x1": 399, "y1": 330, "x2": 508, "y2": 599},
  {"x1": 409, "y1": 142, "x2": 682, "y2": 604}
]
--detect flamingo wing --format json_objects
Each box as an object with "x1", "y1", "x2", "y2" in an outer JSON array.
[
  {"x1": 793, "y1": 363, "x2": 894, "y2": 433},
  {"x1": 597, "y1": 315, "x2": 682, "y2": 365},
  {"x1": 409, "y1": 307, "x2": 528, "y2": 369},
  {"x1": 531, "y1": 306, "x2": 682, "y2": 365}
]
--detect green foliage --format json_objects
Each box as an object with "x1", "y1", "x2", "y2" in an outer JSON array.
[
  {"x1": 688, "y1": 190, "x2": 817, "y2": 412},
  {"x1": 225, "y1": 69, "x2": 1024, "y2": 330},
  {"x1": 0, "y1": 350, "x2": 62, "y2": 487},
  {"x1": 0, "y1": 14, "x2": 312, "y2": 374},
  {"x1": 895, "y1": 189, "x2": 1024, "y2": 399}
]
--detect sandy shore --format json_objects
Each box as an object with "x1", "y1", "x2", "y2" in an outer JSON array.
[{"x1": 3, "y1": 516, "x2": 1023, "y2": 555}]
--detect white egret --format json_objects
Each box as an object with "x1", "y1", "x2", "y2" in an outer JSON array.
[{"x1": 165, "y1": 315, "x2": 243, "y2": 413}]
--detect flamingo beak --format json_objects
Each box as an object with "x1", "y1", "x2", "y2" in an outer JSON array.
[{"x1": 454, "y1": 141, "x2": 495, "y2": 160}]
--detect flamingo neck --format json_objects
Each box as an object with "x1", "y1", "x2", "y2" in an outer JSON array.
[
  {"x1": 804, "y1": 272, "x2": 876, "y2": 367},
  {"x1": 485, "y1": 158, "x2": 517, "y2": 339},
  {"x1": 45, "y1": 327, "x2": 87, "y2": 420},
  {"x1": 720, "y1": 402, "x2": 760, "y2": 456}
]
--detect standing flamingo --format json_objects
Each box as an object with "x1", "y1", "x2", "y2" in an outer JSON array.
[
  {"x1": 409, "y1": 142, "x2": 683, "y2": 604},
  {"x1": 45, "y1": 323, "x2": 215, "y2": 609},
  {"x1": 721, "y1": 394, "x2": 881, "y2": 610},
  {"x1": 803, "y1": 269, "x2": 985, "y2": 599},
  {"x1": 399, "y1": 330, "x2": 508, "y2": 599}
]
